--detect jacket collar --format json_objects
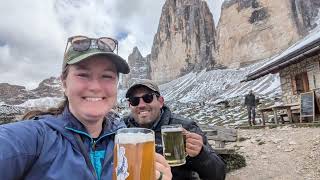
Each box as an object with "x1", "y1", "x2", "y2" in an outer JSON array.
[
  {"x1": 154, "y1": 105, "x2": 171, "y2": 129},
  {"x1": 63, "y1": 106, "x2": 126, "y2": 137}
]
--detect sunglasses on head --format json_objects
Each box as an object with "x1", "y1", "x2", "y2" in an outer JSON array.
[
  {"x1": 128, "y1": 93, "x2": 159, "y2": 106},
  {"x1": 64, "y1": 35, "x2": 118, "y2": 55}
]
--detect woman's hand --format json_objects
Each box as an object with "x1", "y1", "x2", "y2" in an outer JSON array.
[{"x1": 155, "y1": 153, "x2": 172, "y2": 180}]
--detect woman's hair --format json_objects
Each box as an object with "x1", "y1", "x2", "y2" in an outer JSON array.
[
  {"x1": 22, "y1": 67, "x2": 69, "y2": 120},
  {"x1": 22, "y1": 99, "x2": 68, "y2": 120}
]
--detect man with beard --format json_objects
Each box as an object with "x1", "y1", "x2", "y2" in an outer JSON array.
[{"x1": 123, "y1": 79, "x2": 226, "y2": 180}]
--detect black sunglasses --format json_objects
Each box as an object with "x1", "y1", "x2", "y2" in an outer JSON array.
[
  {"x1": 64, "y1": 35, "x2": 118, "y2": 55},
  {"x1": 128, "y1": 93, "x2": 158, "y2": 106}
]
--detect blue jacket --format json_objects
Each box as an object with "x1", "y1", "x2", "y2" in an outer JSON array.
[{"x1": 0, "y1": 107, "x2": 126, "y2": 180}]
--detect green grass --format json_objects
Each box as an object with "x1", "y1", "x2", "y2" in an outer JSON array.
[{"x1": 221, "y1": 153, "x2": 246, "y2": 172}]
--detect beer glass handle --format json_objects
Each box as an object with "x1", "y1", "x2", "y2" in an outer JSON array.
[{"x1": 183, "y1": 134, "x2": 188, "y2": 158}]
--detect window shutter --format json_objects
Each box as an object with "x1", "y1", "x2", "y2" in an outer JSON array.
[
  {"x1": 302, "y1": 72, "x2": 309, "y2": 92},
  {"x1": 291, "y1": 75, "x2": 297, "y2": 95}
]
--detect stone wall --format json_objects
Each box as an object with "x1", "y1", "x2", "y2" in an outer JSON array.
[{"x1": 279, "y1": 54, "x2": 320, "y2": 121}]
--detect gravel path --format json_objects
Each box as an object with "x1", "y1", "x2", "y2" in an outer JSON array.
[{"x1": 226, "y1": 126, "x2": 320, "y2": 180}]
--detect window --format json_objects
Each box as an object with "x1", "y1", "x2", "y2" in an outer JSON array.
[{"x1": 292, "y1": 72, "x2": 309, "y2": 94}]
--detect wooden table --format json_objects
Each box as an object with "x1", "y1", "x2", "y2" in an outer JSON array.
[{"x1": 259, "y1": 103, "x2": 299, "y2": 125}]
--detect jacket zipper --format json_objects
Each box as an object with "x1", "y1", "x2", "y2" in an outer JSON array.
[
  {"x1": 66, "y1": 127, "x2": 119, "y2": 179},
  {"x1": 65, "y1": 127, "x2": 98, "y2": 179},
  {"x1": 92, "y1": 140, "x2": 97, "y2": 150}
]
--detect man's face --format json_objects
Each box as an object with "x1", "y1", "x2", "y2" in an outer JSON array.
[{"x1": 128, "y1": 87, "x2": 164, "y2": 127}]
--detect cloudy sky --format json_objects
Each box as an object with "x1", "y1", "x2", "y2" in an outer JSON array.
[{"x1": 0, "y1": 0, "x2": 224, "y2": 89}]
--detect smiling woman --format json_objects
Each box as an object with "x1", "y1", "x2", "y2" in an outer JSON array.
[
  {"x1": 0, "y1": 35, "x2": 172, "y2": 180},
  {"x1": 63, "y1": 56, "x2": 119, "y2": 137}
]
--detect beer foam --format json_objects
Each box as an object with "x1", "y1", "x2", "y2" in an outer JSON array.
[
  {"x1": 161, "y1": 127, "x2": 183, "y2": 132},
  {"x1": 115, "y1": 132, "x2": 154, "y2": 144}
]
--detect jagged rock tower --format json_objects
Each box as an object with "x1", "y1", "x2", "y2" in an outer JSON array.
[{"x1": 149, "y1": 0, "x2": 216, "y2": 84}]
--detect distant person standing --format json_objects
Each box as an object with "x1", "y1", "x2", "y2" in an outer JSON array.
[{"x1": 245, "y1": 90, "x2": 256, "y2": 126}]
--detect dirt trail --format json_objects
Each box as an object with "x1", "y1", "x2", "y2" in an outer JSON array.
[{"x1": 226, "y1": 126, "x2": 320, "y2": 180}]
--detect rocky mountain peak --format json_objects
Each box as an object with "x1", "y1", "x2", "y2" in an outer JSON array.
[
  {"x1": 122, "y1": 47, "x2": 151, "y2": 87},
  {"x1": 0, "y1": 83, "x2": 28, "y2": 105},
  {"x1": 0, "y1": 83, "x2": 26, "y2": 93},
  {"x1": 31, "y1": 77, "x2": 63, "y2": 98},
  {"x1": 131, "y1": 46, "x2": 142, "y2": 57},
  {"x1": 0, "y1": 77, "x2": 63, "y2": 105},
  {"x1": 37, "y1": 77, "x2": 60, "y2": 87},
  {"x1": 149, "y1": 0, "x2": 216, "y2": 84}
]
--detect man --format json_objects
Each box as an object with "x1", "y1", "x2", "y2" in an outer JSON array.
[
  {"x1": 123, "y1": 79, "x2": 226, "y2": 180},
  {"x1": 244, "y1": 90, "x2": 256, "y2": 126}
]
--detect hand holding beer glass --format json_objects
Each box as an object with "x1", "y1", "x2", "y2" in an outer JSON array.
[
  {"x1": 184, "y1": 130, "x2": 203, "y2": 157},
  {"x1": 161, "y1": 124, "x2": 186, "y2": 167},
  {"x1": 113, "y1": 128, "x2": 155, "y2": 180}
]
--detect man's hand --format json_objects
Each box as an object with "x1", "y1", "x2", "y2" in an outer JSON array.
[{"x1": 184, "y1": 130, "x2": 203, "y2": 157}]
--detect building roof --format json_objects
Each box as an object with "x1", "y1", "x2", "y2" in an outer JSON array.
[{"x1": 245, "y1": 28, "x2": 320, "y2": 81}]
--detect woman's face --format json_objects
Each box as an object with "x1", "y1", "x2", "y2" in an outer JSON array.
[{"x1": 62, "y1": 56, "x2": 118, "y2": 124}]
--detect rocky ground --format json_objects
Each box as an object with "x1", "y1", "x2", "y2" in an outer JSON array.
[{"x1": 226, "y1": 126, "x2": 320, "y2": 180}]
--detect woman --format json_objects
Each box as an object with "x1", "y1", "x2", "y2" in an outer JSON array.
[{"x1": 0, "y1": 36, "x2": 171, "y2": 180}]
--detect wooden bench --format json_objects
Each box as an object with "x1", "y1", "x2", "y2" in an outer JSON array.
[
  {"x1": 275, "y1": 104, "x2": 301, "y2": 124},
  {"x1": 259, "y1": 103, "x2": 300, "y2": 124},
  {"x1": 203, "y1": 126, "x2": 237, "y2": 154}
]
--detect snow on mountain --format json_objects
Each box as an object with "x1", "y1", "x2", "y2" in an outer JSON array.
[
  {"x1": 118, "y1": 61, "x2": 281, "y2": 127},
  {"x1": 0, "y1": 105, "x2": 24, "y2": 115},
  {"x1": 163, "y1": 67, "x2": 280, "y2": 127},
  {"x1": 0, "y1": 104, "x2": 25, "y2": 124},
  {"x1": 17, "y1": 97, "x2": 64, "y2": 109},
  {"x1": 159, "y1": 61, "x2": 280, "y2": 104}
]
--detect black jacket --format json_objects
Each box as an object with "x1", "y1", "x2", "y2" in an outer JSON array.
[
  {"x1": 123, "y1": 105, "x2": 226, "y2": 180},
  {"x1": 245, "y1": 93, "x2": 256, "y2": 107}
]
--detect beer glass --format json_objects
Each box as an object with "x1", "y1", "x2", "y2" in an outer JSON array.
[
  {"x1": 113, "y1": 128, "x2": 155, "y2": 180},
  {"x1": 161, "y1": 124, "x2": 186, "y2": 166}
]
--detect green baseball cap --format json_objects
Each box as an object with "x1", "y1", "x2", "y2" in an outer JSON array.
[
  {"x1": 63, "y1": 38, "x2": 130, "y2": 74},
  {"x1": 125, "y1": 79, "x2": 160, "y2": 98}
]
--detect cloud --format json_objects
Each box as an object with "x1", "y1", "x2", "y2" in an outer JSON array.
[
  {"x1": 0, "y1": 0, "x2": 64, "y2": 89},
  {"x1": 0, "y1": 0, "x2": 221, "y2": 89}
]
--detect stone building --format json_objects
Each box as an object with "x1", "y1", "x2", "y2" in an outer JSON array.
[{"x1": 245, "y1": 29, "x2": 320, "y2": 122}]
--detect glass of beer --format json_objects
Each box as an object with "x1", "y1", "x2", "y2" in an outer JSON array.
[
  {"x1": 113, "y1": 128, "x2": 155, "y2": 180},
  {"x1": 161, "y1": 124, "x2": 186, "y2": 166}
]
